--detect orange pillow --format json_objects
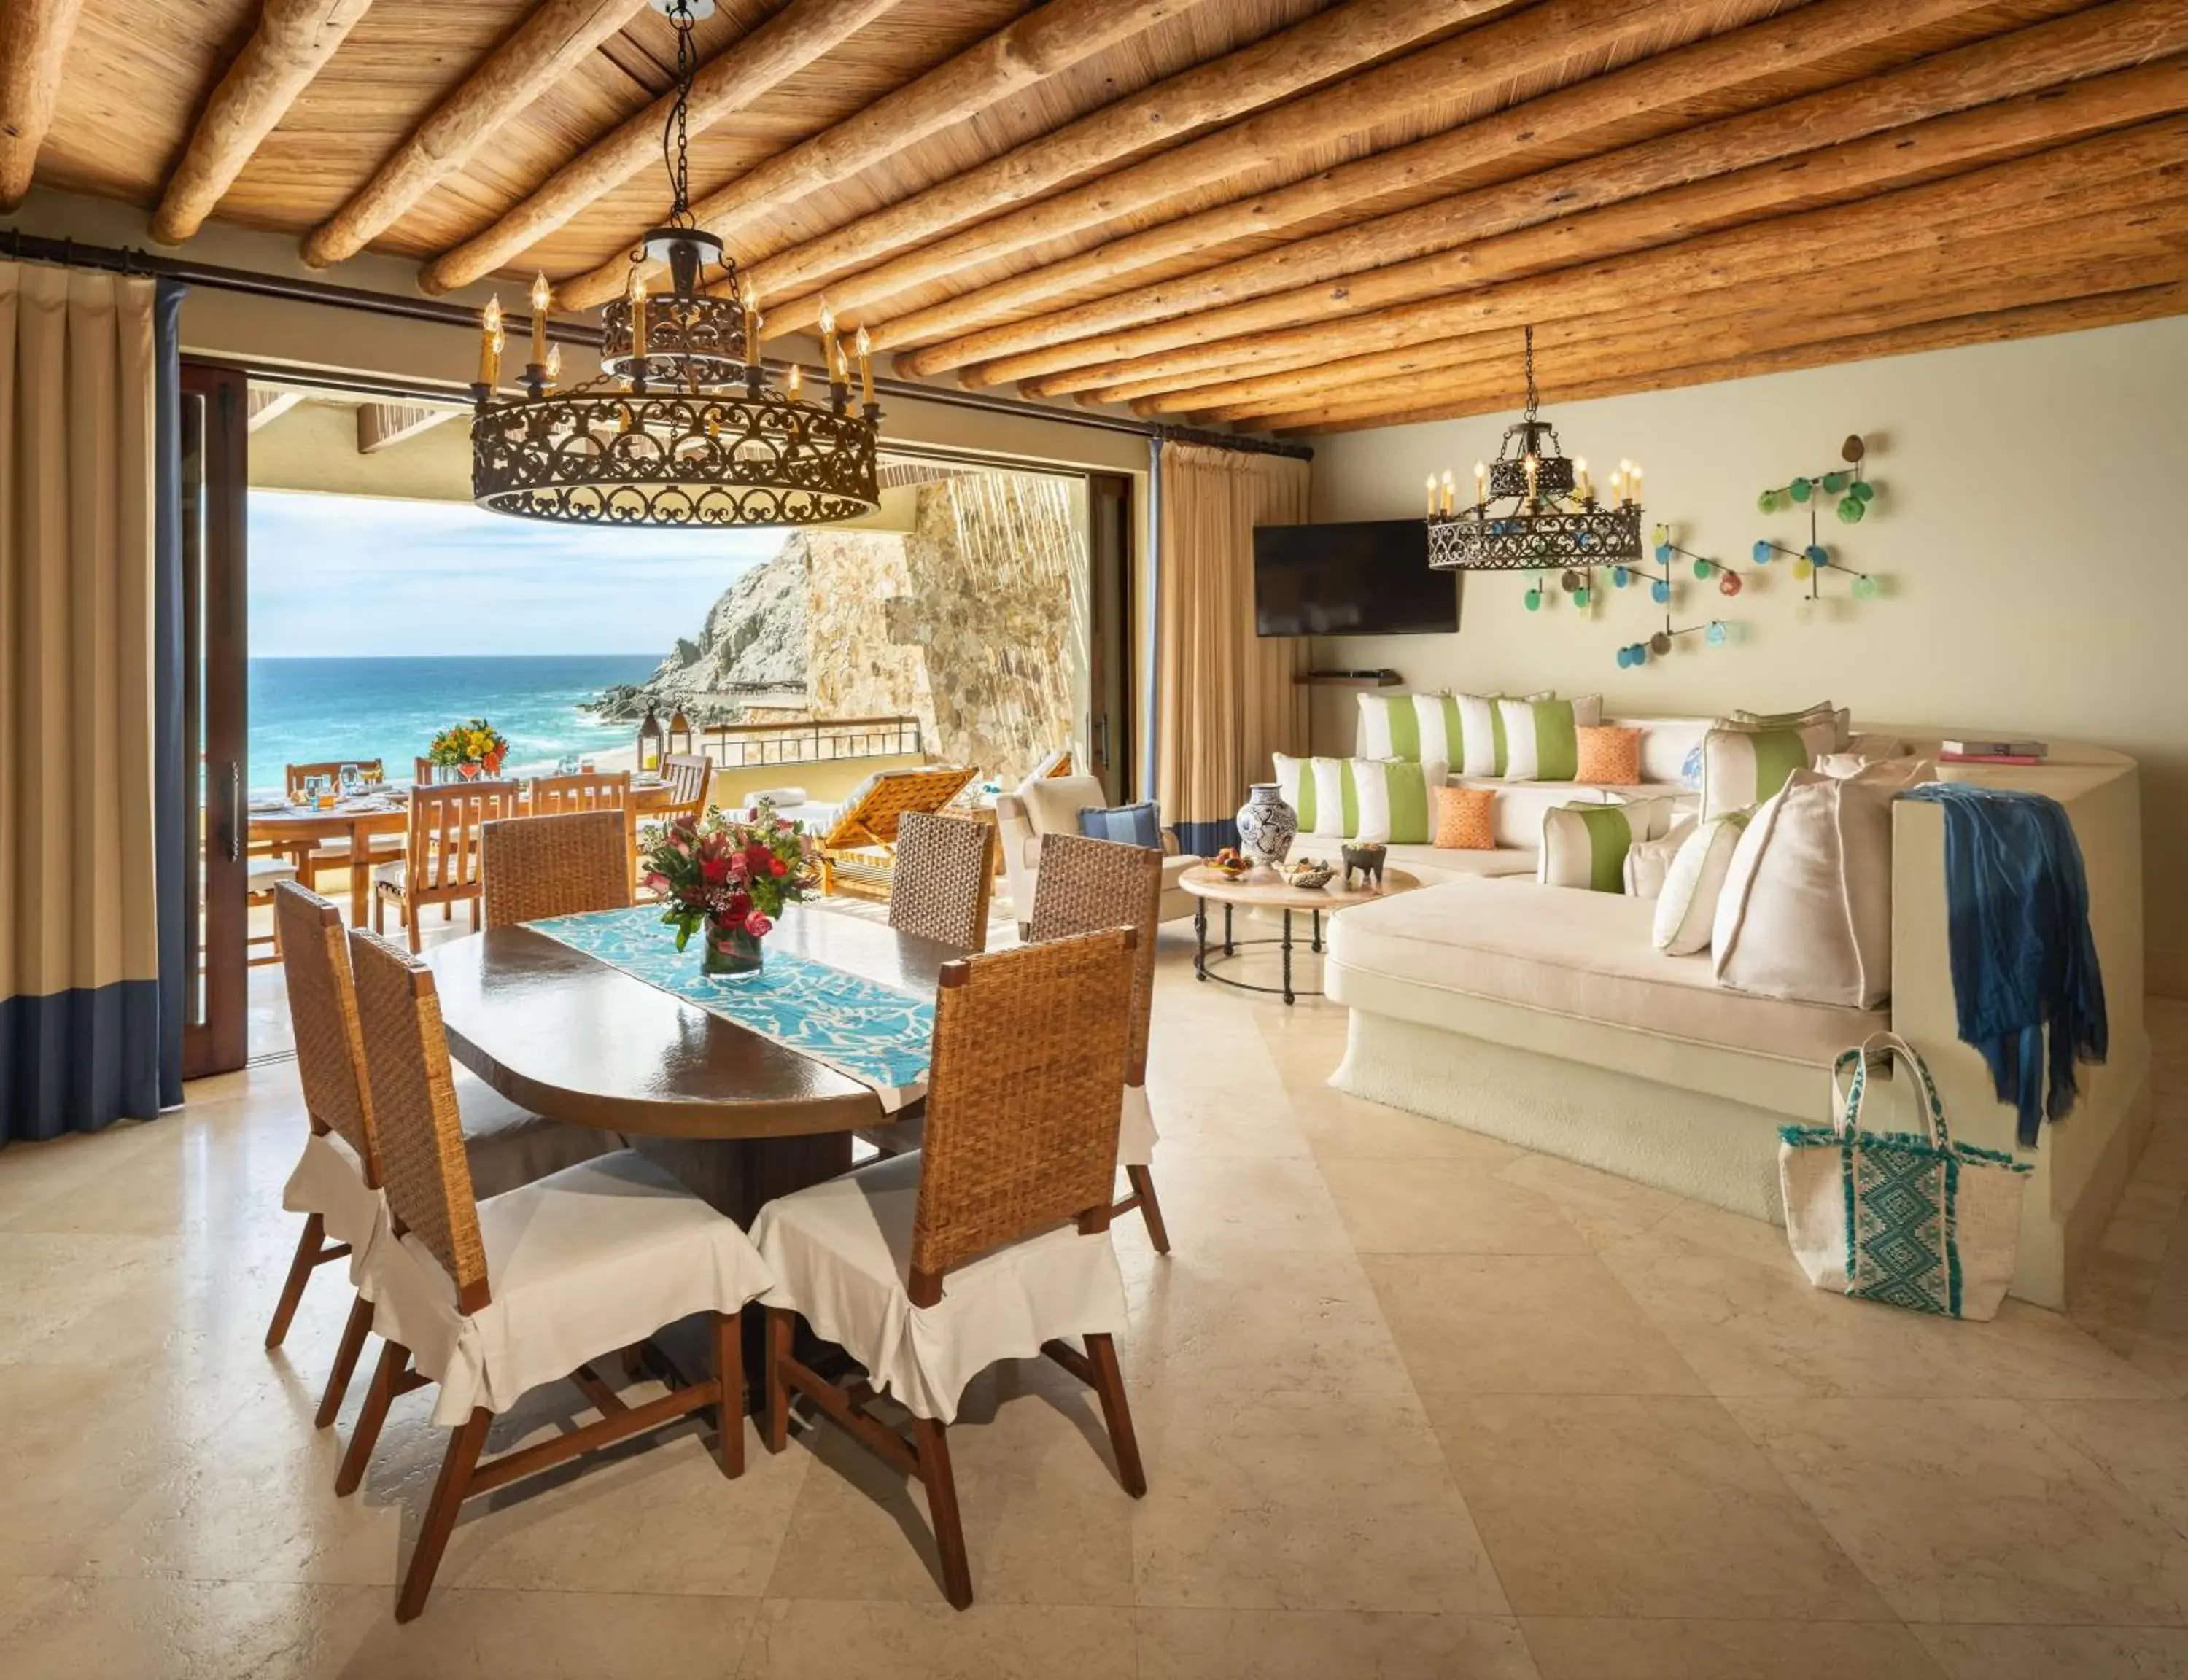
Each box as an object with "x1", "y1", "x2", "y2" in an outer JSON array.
[
  {"x1": 1435, "y1": 785, "x2": 1496, "y2": 849},
  {"x1": 1575, "y1": 725, "x2": 1643, "y2": 786}
]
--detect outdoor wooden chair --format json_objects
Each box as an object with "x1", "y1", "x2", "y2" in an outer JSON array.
[
  {"x1": 280, "y1": 757, "x2": 397, "y2": 885},
  {"x1": 528, "y1": 769, "x2": 632, "y2": 817},
  {"x1": 373, "y1": 779, "x2": 520, "y2": 952},
  {"x1": 481, "y1": 811, "x2": 632, "y2": 927},
  {"x1": 285, "y1": 758, "x2": 386, "y2": 800},
  {"x1": 886, "y1": 812, "x2": 994, "y2": 952},
  {"x1": 268, "y1": 882, "x2": 621, "y2": 1438},
  {"x1": 338, "y1": 928, "x2": 769, "y2": 1622},
  {"x1": 752, "y1": 930, "x2": 1146, "y2": 1611},
  {"x1": 813, "y1": 763, "x2": 979, "y2": 898},
  {"x1": 1028, "y1": 833, "x2": 1171, "y2": 1253},
  {"x1": 247, "y1": 855, "x2": 297, "y2": 967}
]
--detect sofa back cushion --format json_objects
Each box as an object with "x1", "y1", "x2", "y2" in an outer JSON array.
[
  {"x1": 1020, "y1": 773, "x2": 1109, "y2": 837},
  {"x1": 1700, "y1": 719, "x2": 1840, "y2": 820},
  {"x1": 1653, "y1": 809, "x2": 1750, "y2": 954},
  {"x1": 1359, "y1": 692, "x2": 1506, "y2": 777},
  {"x1": 1076, "y1": 801, "x2": 1163, "y2": 848},
  {"x1": 1539, "y1": 801, "x2": 1656, "y2": 892}
]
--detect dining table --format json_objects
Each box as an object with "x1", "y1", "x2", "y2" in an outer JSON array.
[{"x1": 249, "y1": 777, "x2": 687, "y2": 925}]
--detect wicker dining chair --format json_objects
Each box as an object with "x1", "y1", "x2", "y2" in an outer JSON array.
[
  {"x1": 373, "y1": 779, "x2": 521, "y2": 952},
  {"x1": 753, "y1": 929, "x2": 1145, "y2": 1611},
  {"x1": 268, "y1": 882, "x2": 622, "y2": 1438},
  {"x1": 338, "y1": 928, "x2": 770, "y2": 1622},
  {"x1": 886, "y1": 812, "x2": 994, "y2": 952},
  {"x1": 1027, "y1": 833, "x2": 1171, "y2": 1253},
  {"x1": 481, "y1": 811, "x2": 633, "y2": 928}
]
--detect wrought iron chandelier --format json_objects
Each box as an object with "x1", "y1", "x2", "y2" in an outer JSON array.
[
  {"x1": 1426, "y1": 326, "x2": 1640, "y2": 572},
  {"x1": 467, "y1": 0, "x2": 880, "y2": 528}
]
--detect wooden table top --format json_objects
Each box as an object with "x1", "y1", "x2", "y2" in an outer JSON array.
[
  {"x1": 1176, "y1": 863, "x2": 1421, "y2": 911},
  {"x1": 248, "y1": 779, "x2": 680, "y2": 833},
  {"x1": 424, "y1": 904, "x2": 961, "y2": 1141}
]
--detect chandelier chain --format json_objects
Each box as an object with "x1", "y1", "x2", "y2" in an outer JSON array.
[
  {"x1": 662, "y1": 0, "x2": 697, "y2": 228},
  {"x1": 1522, "y1": 324, "x2": 1538, "y2": 426}
]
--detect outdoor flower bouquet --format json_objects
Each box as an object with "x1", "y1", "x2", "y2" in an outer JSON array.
[
  {"x1": 427, "y1": 718, "x2": 509, "y2": 779},
  {"x1": 639, "y1": 801, "x2": 818, "y2": 976}
]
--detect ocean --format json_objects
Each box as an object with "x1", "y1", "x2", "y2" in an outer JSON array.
[{"x1": 247, "y1": 655, "x2": 659, "y2": 794}]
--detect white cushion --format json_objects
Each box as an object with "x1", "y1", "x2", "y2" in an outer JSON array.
[
  {"x1": 1653, "y1": 811, "x2": 1750, "y2": 954},
  {"x1": 454, "y1": 1065, "x2": 621, "y2": 1199},
  {"x1": 1699, "y1": 718, "x2": 1844, "y2": 820},
  {"x1": 750, "y1": 1149, "x2": 1129, "y2": 1424},
  {"x1": 364, "y1": 1149, "x2": 775, "y2": 1428},
  {"x1": 1712, "y1": 763, "x2": 1932, "y2": 1008},
  {"x1": 1623, "y1": 818, "x2": 1693, "y2": 901},
  {"x1": 1613, "y1": 715, "x2": 1712, "y2": 788},
  {"x1": 1455, "y1": 779, "x2": 1623, "y2": 852},
  {"x1": 281, "y1": 1129, "x2": 385, "y2": 1280},
  {"x1": 1119, "y1": 1084, "x2": 1155, "y2": 1168},
  {"x1": 1020, "y1": 773, "x2": 1107, "y2": 838},
  {"x1": 1328, "y1": 876, "x2": 1887, "y2": 1065},
  {"x1": 743, "y1": 785, "x2": 808, "y2": 808},
  {"x1": 1351, "y1": 757, "x2": 1446, "y2": 844},
  {"x1": 1377, "y1": 842, "x2": 1537, "y2": 884},
  {"x1": 372, "y1": 858, "x2": 406, "y2": 890}
]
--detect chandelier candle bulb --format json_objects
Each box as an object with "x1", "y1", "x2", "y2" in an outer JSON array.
[
  {"x1": 544, "y1": 343, "x2": 560, "y2": 389},
  {"x1": 1473, "y1": 461, "x2": 1487, "y2": 505},
  {"x1": 1425, "y1": 475, "x2": 1438, "y2": 521},
  {"x1": 818, "y1": 303, "x2": 842, "y2": 387},
  {"x1": 529, "y1": 273, "x2": 550, "y2": 369},
  {"x1": 628, "y1": 271, "x2": 648, "y2": 365},
  {"x1": 785, "y1": 362, "x2": 802, "y2": 401},
  {"x1": 1440, "y1": 470, "x2": 1454, "y2": 516},
  {"x1": 478, "y1": 297, "x2": 503, "y2": 386},
  {"x1": 854, "y1": 324, "x2": 874, "y2": 407}
]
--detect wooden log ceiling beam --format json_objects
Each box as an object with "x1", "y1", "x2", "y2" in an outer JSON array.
[
  {"x1": 1044, "y1": 114, "x2": 2188, "y2": 408},
  {"x1": 993, "y1": 53, "x2": 2188, "y2": 399},
  {"x1": 303, "y1": 0, "x2": 651, "y2": 267},
  {"x1": 1207, "y1": 211, "x2": 2188, "y2": 429},
  {"x1": 882, "y1": 0, "x2": 1971, "y2": 368},
  {"x1": 1273, "y1": 281, "x2": 2188, "y2": 436},
  {"x1": 151, "y1": 0, "x2": 379, "y2": 244},
  {"x1": 355, "y1": 400, "x2": 458, "y2": 453},
  {"x1": 417, "y1": 0, "x2": 899, "y2": 297},
  {"x1": 917, "y1": 0, "x2": 2188, "y2": 383},
  {"x1": 761, "y1": 0, "x2": 1752, "y2": 342},
  {"x1": 0, "y1": 0, "x2": 86, "y2": 211},
  {"x1": 551, "y1": 0, "x2": 1200, "y2": 312},
  {"x1": 734, "y1": 0, "x2": 1531, "y2": 335}
]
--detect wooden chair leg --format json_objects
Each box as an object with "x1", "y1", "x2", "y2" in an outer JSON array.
[
  {"x1": 371, "y1": 893, "x2": 384, "y2": 934},
  {"x1": 406, "y1": 904, "x2": 424, "y2": 954},
  {"x1": 396, "y1": 1407, "x2": 491, "y2": 1624},
  {"x1": 911, "y1": 1415, "x2": 973, "y2": 1610},
  {"x1": 763, "y1": 1307, "x2": 792, "y2": 1454},
  {"x1": 315, "y1": 1291, "x2": 375, "y2": 1429},
  {"x1": 713, "y1": 1310, "x2": 744, "y2": 1479},
  {"x1": 1125, "y1": 1164, "x2": 1171, "y2": 1254},
  {"x1": 1083, "y1": 1333, "x2": 1147, "y2": 1498},
  {"x1": 265, "y1": 1213, "x2": 325, "y2": 1348},
  {"x1": 335, "y1": 1337, "x2": 408, "y2": 1497}
]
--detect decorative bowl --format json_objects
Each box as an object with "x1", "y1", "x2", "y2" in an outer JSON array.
[{"x1": 1281, "y1": 858, "x2": 1335, "y2": 890}]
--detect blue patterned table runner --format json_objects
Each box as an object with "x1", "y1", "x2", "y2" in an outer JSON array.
[{"x1": 525, "y1": 906, "x2": 934, "y2": 1112}]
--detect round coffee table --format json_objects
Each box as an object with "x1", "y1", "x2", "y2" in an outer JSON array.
[{"x1": 1179, "y1": 863, "x2": 1421, "y2": 1006}]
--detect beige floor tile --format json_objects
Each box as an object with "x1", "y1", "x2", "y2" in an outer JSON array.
[
  {"x1": 1425, "y1": 1392, "x2": 1892, "y2": 1621},
  {"x1": 1321, "y1": 1157, "x2": 1594, "y2": 1256},
  {"x1": 0, "y1": 1119, "x2": 169, "y2": 1224},
  {"x1": 735, "y1": 1597, "x2": 1136, "y2": 1678},
  {"x1": 1912, "y1": 1623, "x2": 2188, "y2": 1679},
  {"x1": 1133, "y1": 1386, "x2": 1509, "y2": 1614},
  {"x1": 762, "y1": 1364, "x2": 1136, "y2": 1606},
  {"x1": 0, "y1": 1575, "x2": 388, "y2": 1680},
  {"x1": 1131, "y1": 1084, "x2": 1312, "y2": 1159},
  {"x1": 1135, "y1": 1607, "x2": 1540, "y2": 1679},
  {"x1": 1364, "y1": 1253, "x2": 1705, "y2": 1396},
  {"x1": 1729, "y1": 1396, "x2": 2188, "y2": 1625},
  {"x1": 1603, "y1": 1229, "x2": 2162, "y2": 1401},
  {"x1": 1112, "y1": 1154, "x2": 1353, "y2": 1254},
  {"x1": 0, "y1": 1231, "x2": 179, "y2": 1356},
  {"x1": 1287, "y1": 1084, "x2": 1526, "y2": 1165},
  {"x1": 1490, "y1": 1154, "x2": 1688, "y2": 1250},
  {"x1": 1120, "y1": 1243, "x2": 1413, "y2": 1394},
  {"x1": 2025, "y1": 1398, "x2": 2188, "y2": 1539},
  {"x1": 1520, "y1": 1617, "x2": 1945, "y2": 1680}
]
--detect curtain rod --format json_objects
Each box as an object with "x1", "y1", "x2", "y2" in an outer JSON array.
[{"x1": 0, "y1": 228, "x2": 1312, "y2": 462}]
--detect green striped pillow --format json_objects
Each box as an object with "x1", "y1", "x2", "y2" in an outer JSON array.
[
  {"x1": 1273, "y1": 754, "x2": 1443, "y2": 841},
  {"x1": 1538, "y1": 801, "x2": 1649, "y2": 892},
  {"x1": 1497, "y1": 696, "x2": 1581, "y2": 782},
  {"x1": 1273, "y1": 753, "x2": 1352, "y2": 838},
  {"x1": 1358, "y1": 693, "x2": 1505, "y2": 777},
  {"x1": 1700, "y1": 721, "x2": 1837, "y2": 820}
]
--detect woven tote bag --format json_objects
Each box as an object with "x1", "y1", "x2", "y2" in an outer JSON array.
[{"x1": 1779, "y1": 1032, "x2": 2032, "y2": 1321}]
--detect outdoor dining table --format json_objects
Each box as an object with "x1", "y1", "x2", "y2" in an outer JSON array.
[{"x1": 248, "y1": 777, "x2": 686, "y2": 925}]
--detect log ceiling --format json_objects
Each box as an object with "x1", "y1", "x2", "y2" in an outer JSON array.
[{"x1": 11, "y1": 0, "x2": 2188, "y2": 435}]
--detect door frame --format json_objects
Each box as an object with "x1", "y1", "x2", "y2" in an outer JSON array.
[
  {"x1": 1086, "y1": 471, "x2": 1136, "y2": 804},
  {"x1": 181, "y1": 361, "x2": 249, "y2": 1080}
]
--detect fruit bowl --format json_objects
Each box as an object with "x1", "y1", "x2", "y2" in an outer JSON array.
[
  {"x1": 1207, "y1": 847, "x2": 1254, "y2": 881},
  {"x1": 1281, "y1": 858, "x2": 1335, "y2": 890}
]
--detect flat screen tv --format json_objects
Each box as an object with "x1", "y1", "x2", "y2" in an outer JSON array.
[{"x1": 1253, "y1": 518, "x2": 1458, "y2": 637}]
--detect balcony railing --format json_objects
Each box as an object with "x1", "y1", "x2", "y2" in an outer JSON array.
[{"x1": 699, "y1": 714, "x2": 923, "y2": 769}]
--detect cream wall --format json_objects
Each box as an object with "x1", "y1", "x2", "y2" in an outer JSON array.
[{"x1": 1301, "y1": 314, "x2": 2188, "y2": 985}]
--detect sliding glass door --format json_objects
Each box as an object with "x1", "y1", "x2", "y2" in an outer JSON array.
[{"x1": 179, "y1": 362, "x2": 249, "y2": 1079}]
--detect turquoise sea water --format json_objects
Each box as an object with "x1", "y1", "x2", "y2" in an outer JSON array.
[{"x1": 247, "y1": 655, "x2": 658, "y2": 794}]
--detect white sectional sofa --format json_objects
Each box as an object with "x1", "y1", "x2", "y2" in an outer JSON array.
[{"x1": 1321, "y1": 718, "x2": 2151, "y2": 1310}]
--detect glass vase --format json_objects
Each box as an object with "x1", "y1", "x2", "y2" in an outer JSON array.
[{"x1": 701, "y1": 921, "x2": 764, "y2": 977}]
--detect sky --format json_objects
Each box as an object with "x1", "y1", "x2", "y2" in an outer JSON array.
[{"x1": 248, "y1": 489, "x2": 781, "y2": 657}]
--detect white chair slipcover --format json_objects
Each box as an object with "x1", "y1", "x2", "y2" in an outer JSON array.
[
  {"x1": 361, "y1": 1149, "x2": 775, "y2": 1427},
  {"x1": 750, "y1": 1151, "x2": 1129, "y2": 1424}
]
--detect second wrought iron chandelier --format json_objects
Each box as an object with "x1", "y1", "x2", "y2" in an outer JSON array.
[
  {"x1": 1426, "y1": 326, "x2": 1640, "y2": 572},
  {"x1": 468, "y1": 0, "x2": 881, "y2": 528}
]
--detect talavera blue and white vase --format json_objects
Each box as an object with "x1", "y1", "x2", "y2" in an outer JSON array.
[{"x1": 1235, "y1": 783, "x2": 1298, "y2": 866}]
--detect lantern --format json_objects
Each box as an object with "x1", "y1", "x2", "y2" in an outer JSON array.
[
  {"x1": 668, "y1": 706, "x2": 694, "y2": 758},
  {"x1": 637, "y1": 701, "x2": 665, "y2": 775}
]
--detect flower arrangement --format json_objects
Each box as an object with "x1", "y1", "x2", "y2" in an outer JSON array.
[
  {"x1": 639, "y1": 800, "x2": 818, "y2": 975},
  {"x1": 427, "y1": 718, "x2": 509, "y2": 778}
]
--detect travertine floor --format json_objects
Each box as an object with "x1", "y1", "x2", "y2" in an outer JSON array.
[{"x1": 5, "y1": 924, "x2": 2188, "y2": 1679}]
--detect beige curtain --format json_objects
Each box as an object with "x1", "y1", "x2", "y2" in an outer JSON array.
[
  {"x1": 1154, "y1": 442, "x2": 1311, "y2": 854},
  {"x1": 1, "y1": 262, "x2": 161, "y2": 1136}
]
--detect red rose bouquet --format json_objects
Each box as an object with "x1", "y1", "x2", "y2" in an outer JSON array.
[{"x1": 638, "y1": 798, "x2": 818, "y2": 975}]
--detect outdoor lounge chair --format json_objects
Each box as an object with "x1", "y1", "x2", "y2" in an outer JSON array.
[{"x1": 812, "y1": 764, "x2": 979, "y2": 898}]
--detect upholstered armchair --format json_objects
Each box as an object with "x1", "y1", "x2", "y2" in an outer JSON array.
[{"x1": 994, "y1": 771, "x2": 1200, "y2": 935}]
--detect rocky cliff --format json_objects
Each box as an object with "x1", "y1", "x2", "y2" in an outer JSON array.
[{"x1": 588, "y1": 543, "x2": 810, "y2": 723}]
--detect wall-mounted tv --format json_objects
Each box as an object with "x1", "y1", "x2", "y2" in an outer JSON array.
[{"x1": 1253, "y1": 518, "x2": 1459, "y2": 638}]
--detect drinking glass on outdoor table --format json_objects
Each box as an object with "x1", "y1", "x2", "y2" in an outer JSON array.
[{"x1": 338, "y1": 763, "x2": 363, "y2": 799}]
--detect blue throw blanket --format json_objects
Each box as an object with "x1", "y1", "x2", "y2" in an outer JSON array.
[{"x1": 1901, "y1": 783, "x2": 2106, "y2": 1146}]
